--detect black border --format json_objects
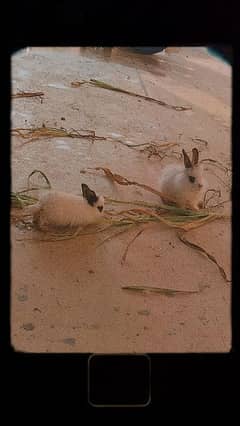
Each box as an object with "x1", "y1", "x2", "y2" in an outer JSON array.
[{"x1": 2, "y1": 4, "x2": 240, "y2": 409}]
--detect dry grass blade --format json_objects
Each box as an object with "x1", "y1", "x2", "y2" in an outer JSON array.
[
  {"x1": 71, "y1": 78, "x2": 192, "y2": 111},
  {"x1": 87, "y1": 166, "x2": 174, "y2": 203},
  {"x1": 71, "y1": 81, "x2": 86, "y2": 87},
  {"x1": 203, "y1": 189, "x2": 221, "y2": 208},
  {"x1": 89, "y1": 79, "x2": 192, "y2": 111},
  {"x1": 168, "y1": 215, "x2": 221, "y2": 231},
  {"x1": 177, "y1": 232, "x2": 231, "y2": 282},
  {"x1": 124, "y1": 207, "x2": 162, "y2": 217},
  {"x1": 106, "y1": 197, "x2": 160, "y2": 209},
  {"x1": 11, "y1": 192, "x2": 38, "y2": 208},
  {"x1": 12, "y1": 123, "x2": 180, "y2": 157},
  {"x1": 200, "y1": 158, "x2": 231, "y2": 174},
  {"x1": 206, "y1": 169, "x2": 231, "y2": 190},
  {"x1": 105, "y1": 206, "x2": 226, "y2": 231},
  {"x1": 11, "y1": 171, "x2": 51, "y2": 210},
  {"x1": 106, "y1": 138, "x2": 179, "y2": 158},
  {"x1": 12, "y1": 91, "x2": 44, "y2": 99},
  {"x1": 121, "y1": 228, "x2": 145, "y2": 265},
  {"x1": 27, "y1": 169, "x2": 52, "y2": 189},
  {"x1": 209, "y1": 199, "x2": 231, "y2": 209},
  {"x1": 121, "y1": 285, "x2": 199, "y2": 296},
  {"x1": 138, "y1": 142, "x2": 180, "y2": 159},
  {"x1": 12, "y1": 126, "x2": 106, "y2": 147},
  {"x1": 105, "y1": 197, "x2": 204, "y2": 215}
]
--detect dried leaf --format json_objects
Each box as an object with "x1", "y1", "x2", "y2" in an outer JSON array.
[
  {"x1": 11, "y1": 192, "x2": 38, "y2": 208},
  {"x1": 70, "y1": 78, "x2": 192, "y2": 111},
  {"x1": 203, "y1": 189, "x2": 221, "y2": 208},
  {"x1": 27, "y1": 169, "x2": 51, "y2": 189},
  {"x1": 12, "y1": 91, "x2": 44, "y2": 99},
  {"x1": 121, "y1": 285, "x2": 199, "y2": 296},
  {"x1": 12, "y1": 126, "x2": 106, "y2": 147},
  {"x1": 200, "y1": 158, "x2": 230, "y2": 174},
  {"x1": 177, "y1": 232, "x2": 231, "y2": 282},
  {"x1": 71, "y1": 81, "x2": 85, "y2": 87},
  {"x1": 88, "y1": 79, "x2": 192, "y2": 111},
  {"x1": 121, "y1": 228, "x2": 145, "y2": 265}
]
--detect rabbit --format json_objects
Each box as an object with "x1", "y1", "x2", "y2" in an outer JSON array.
[
  {"x1": 159, "y1": 148, "x2": 207, "y2": 210},
  {"x1": 31, "y1": 183, "x2": 104, "y2": 231}
]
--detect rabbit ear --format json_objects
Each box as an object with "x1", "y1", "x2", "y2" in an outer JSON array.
[
  {"x1": 192, "y1": 148, "x2": 199, "y2": 165},
  {"x1": 182, "y1": 149, "x2": 192, "y2": 168},
  {"x1": 81, "y1": 183, "x2": 98, "y2": 206}
]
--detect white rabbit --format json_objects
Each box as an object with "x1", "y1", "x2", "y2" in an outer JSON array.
[
  {"x1": 31, "y1": 183, "x2": 104, "y2": 231},
  {"x1": 159, "y1": 148, "x2": 207, "y2": 210}
]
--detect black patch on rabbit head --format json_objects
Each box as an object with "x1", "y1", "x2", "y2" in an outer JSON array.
[
  {"x1": 182, "y1": 149, "x2": 192, "y2": 169},
  {"x1": 81, "y1": 183, "x2": 99, "y2": 207},
  {"x1": 188, "y1": 175, "x2": 195, "y2": 183}
]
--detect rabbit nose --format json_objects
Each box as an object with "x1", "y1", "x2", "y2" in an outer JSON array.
[{"x1": 198, "y1": 183, "x2": 203, "y2": 188}]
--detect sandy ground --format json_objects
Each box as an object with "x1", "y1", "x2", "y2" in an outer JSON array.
[{"x1": 11, "y1": 47, "x2": 231, "y2": 353}]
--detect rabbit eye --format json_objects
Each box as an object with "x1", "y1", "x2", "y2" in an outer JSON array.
[{"x1": 189, "y1": 176, "x2": 195, "y2": 183}]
